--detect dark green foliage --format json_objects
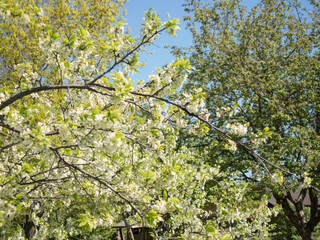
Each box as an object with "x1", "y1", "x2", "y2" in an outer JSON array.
[{"x1": 178, "y1": 0, "x2": 320, "y2": 239}]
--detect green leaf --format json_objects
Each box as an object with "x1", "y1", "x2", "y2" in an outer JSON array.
[
  {"x1": 262, "y1": 127, "x2": 269, "y2": 134},
  {"x1": 77, "y1": 211, "x2": 95, "y2": 232},
  {"x1": 163, "y1": 190, "x2": 168, "y2": 201},
  {"x1": 21, "y1": 163, "x2": 32, "y2": 173},
  {"x1": 48, "y1": 30, "x2": 59, "y2": 40},
  {"x1": 15, "y1": 192, "x2": 23, "y2": 200},
  {"x1": 164, "y1": 17, "x2": 180, "y2": 37},
  {"x1": 145, "y1": 209, "x2": 163, "y2": 227},
  {"x1": 92, "y1": 105, "x2": 100, "y2": 115},
  {"x1": 68, "y1": 35, "x2": 76, "y2": 46},
  {"x1": 78, "y1": 220, "x2": 87, "y2": 227},
  {"x1": 79, "y1": 26, "x2": 87, "y2": 37},
  {"x1": 150, "y1": 128, "x2": 159, "y2": 136}
]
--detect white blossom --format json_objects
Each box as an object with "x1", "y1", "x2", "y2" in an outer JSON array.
[
  {"x1": 153, "y1": 200, "x2": 167, "y2": 214},
  {"x1": 226, "y1": 123, "x2": 248, "y2": 136}
]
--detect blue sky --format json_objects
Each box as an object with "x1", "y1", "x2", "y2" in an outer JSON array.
[
  {"x1": 124, "y1": 0, "x2": 190, "y2": 81},
  {"x1": 124, "y1": 0, "x2": 313, "y2": 81}
]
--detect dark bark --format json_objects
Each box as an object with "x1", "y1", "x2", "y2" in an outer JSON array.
[
  {"x1": 123, "y1": 212, "x2": 135, "y2": 240},
  {"x1": 273, "y1": 189, "x2": 320, "y2": 240},
  {"x1": 24, "y1": 214, "x2": 37, "y2": 239}
]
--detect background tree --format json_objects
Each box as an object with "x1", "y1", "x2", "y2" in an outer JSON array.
[{"x1": 177, "y1": 0, "x2": 320, "y2": 239}]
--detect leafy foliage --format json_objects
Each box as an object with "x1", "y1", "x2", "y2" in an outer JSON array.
[{"x1": 178, "y1": 0, "x2": 320, "y2": 239}]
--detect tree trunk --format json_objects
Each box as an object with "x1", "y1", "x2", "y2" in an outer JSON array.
[
  {"x1": 123, "y1": 212, "x2": 135, "y2": 240},
  {"x1": 24, "y1": 214, "x2": 37, "y2": 239},
  {"x1": 273, "y1": 189, "x2": 319, "y2": 240},
  {"x1": 299, "y1": 227, "x2": 314, "y2": 240}
]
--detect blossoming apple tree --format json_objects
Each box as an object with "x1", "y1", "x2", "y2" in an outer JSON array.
[{"x1": 0, "y1": 0, "x2": 275, "y2": 239}]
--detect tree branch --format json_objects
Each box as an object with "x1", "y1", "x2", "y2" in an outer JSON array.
[
  {"x1": 87, "y1": 28, "x2": 166, "y2": 85},
  {"x1": 0, "y1": 85, "x2": 99, "y2": 111},
  {"x1": 49, "y1": 147, "x2": 143, "y2": 220}
]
